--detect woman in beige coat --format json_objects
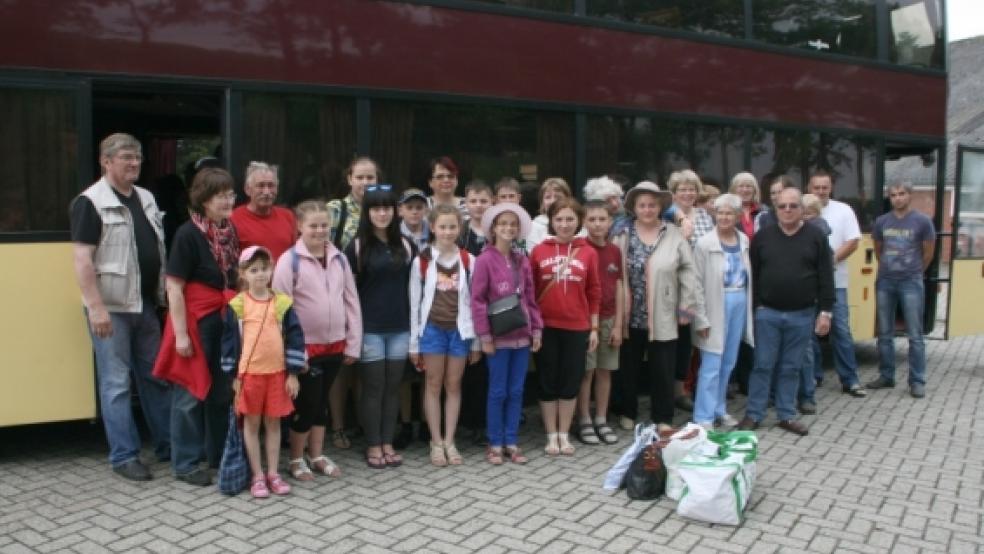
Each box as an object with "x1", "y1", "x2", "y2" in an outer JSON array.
[
  {"x1": 611, "y1": 181, "x2": 700, "y2": 432},
  {"x1": 690, "y1": 194, "x2": 754, "y2": 429}
]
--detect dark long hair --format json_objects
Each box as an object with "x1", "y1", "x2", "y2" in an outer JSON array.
[{"x1": 355, "y1": 185, "x2": 407, "y2": 273}]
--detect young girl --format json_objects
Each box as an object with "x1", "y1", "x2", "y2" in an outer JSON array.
[
  {"x1": 345, "y1": 185, "x2": 415, "y2": 469},
  {"x1": 530, "y1": 198, "x2": 600, "y2": 456},
  {"x1": 272, "y1": 201, "x2": 362, "y2": 481},
  {"x1": 221, "y1": 246, "x2": 305, "y2": 498},
  {"x1": 471, "y1": 203, "x2": 543, "y2": 465},
  {"x1": 410, "y1": 204, "x2": 481, "y2": 466},
  {"x1": 525, "y1": 177, "x2": 573, "y2": 253}
]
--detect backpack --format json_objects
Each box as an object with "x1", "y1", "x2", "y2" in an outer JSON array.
[
  {"x1": 417, "y1": 247, "x2": 471, "y2": 290},
  {"x1": 288, "y1": 246, "x2": 349, "y2": 288}
]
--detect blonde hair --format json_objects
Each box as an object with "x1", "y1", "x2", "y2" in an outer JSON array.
[
  {"x1": 668, "y1": 169, "x2": 703, "y2": 194},
  {"x1": 295, "y1": 199, "x2": 329, "y2": 222},
  {"x1": 427, "y1": 203, "x2": 463, "y2": 228},
  {"x1": 539, "y1": 177, "x2": 572, "y2": 214},
  {"x1": 801, "y1": 193, "x2": 823, "y2": 216}
]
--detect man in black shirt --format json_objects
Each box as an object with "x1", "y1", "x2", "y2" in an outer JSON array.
[
  {"x1": 70, "y1": 133, "x2": 171, "y2": 481},
  {"x1": 738, "y1": 188, "x2": 834, "y2": 436}
]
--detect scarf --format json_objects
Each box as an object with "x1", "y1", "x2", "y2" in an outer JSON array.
[{"x1": 191, "y1": 211, "x2": 239, "y2": 278}]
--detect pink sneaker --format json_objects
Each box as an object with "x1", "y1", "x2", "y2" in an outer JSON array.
[
  {"x1": 266, "y1": 473, "x2": 291, "y2": 495},
  {"x1": 250, "y1": 476, "x2": 270, "y2": 499}
]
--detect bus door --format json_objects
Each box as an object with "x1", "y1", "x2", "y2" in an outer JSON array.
[{"x1": 947, "y1": 145, "x2": 984, "y2": 338}]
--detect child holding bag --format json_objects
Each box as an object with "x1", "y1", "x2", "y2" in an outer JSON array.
[{"x1": 470, "y1": 203, "x2": 543, "y2": 465}]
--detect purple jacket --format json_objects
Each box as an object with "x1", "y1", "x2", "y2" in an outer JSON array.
[{"x1": 470, "y1": 246, "x2": 543, "y2": 348}]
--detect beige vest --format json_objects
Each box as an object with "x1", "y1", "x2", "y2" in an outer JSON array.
[{"x1": 79, "y1": 178, "x2": 166, "y2": 313}]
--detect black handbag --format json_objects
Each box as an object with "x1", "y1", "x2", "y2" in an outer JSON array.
[
  {"x1": 625, "y1": 442, "x2": 667, "y2": 500},
  {"x1": 487, "y1": 257, "x2": 528, "y2": 336}
]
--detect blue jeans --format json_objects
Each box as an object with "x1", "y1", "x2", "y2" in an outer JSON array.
[
  {"x1": 486, "y1": 346, "x2": 530, "y2": 447},
  {"x1": 876, "y1": 277, "x2": 926, "y2": 386},
  {"x1": 86, "y1": 304, "x2": 171, "y2": 467},
  {"x1": 812, "y1": 288, "x2": 860, "y2": 387},
  {"x1": 746, "y1": 306, "x2": 814, "y2": 422},
  {"x1": 799, "y1": 339, "x2": 817, "y2": 404},
  {"x1": 361, "y1": 331, "x2": 410, "y2": 362},
  {"x1": 694, "y1": 291, "x2": 746, "y2": 424}
]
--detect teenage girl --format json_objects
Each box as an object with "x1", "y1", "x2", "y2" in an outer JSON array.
[
  {"x1": 221, "y1": 246, "x2": 304, "y2": 498},
  {"x1": 272, "y1": 201, "x2": 362, "y2": 481},
  {"x1": 409, "y1": 204, "x2": 481, "y2": 466},
  {"x1": 471, "y1": 203, "x2": 543, "y2": 465},
  {"x1": 344, "y1": 185, "x2": 415, "y2": 469}
]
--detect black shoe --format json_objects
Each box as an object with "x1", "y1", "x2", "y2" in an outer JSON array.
[
  {"x1": 866, "y1": 377, "x2": 896, "y2": 389},
  {"x1": 393, "y1": 423, "x2": 413, "y2": 450},
  {"x1": 910, "y1": 383, "x2": 926, "y2": 398},
  {"x1": 175, "y1": 468, "x2": 212, "y2": 487},
  {"x1": 798, "y1": 402, "x2": 817, "y2": 415},
  {"x1": 674, "y1": 396, "x2": 694, "y2": 412},
  {"x1": 471, "y1": 428, "x2": 489, "y2": 447},
  {"x1": 113, "y1": 459, "x2": 151, "y2": 482},
  {"x1": 777, "y1": 420, "x2": 809, "y2": 436},
  {"x1": 736, "y1": 417, "x2": 759, "y2": 431},
  {"x1": 842, "y1": 383, "x2": 868, "y2": 398}
]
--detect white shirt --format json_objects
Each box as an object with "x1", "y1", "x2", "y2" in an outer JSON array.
[{"x1": 820, "y1": 199, "x2": 861, "y2": 289}]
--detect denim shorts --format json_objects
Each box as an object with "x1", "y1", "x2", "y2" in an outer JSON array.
[
  {"x1": 418, "y1": 322, "x2": 471, "y2": 358},
  {"x1": 361, "y1": 331, "x2": 411, "y2": 363}
]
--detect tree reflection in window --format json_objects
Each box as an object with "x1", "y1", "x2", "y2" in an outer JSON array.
[
  {"x1": 752, "y1": 0, "x2": 877, "y2": 59},
  {"x1": 587, "y1": 0, "x2": 744, "y2": 37}
]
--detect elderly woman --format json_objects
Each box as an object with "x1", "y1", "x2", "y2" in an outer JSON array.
[
  {"x1": 153, "y1": 167, "x2": 239, "y2": 486},
  {"x1": 690, "y1": 194, "x2": 754, "y2": 429},
  {"x1": 612, "y1": 181, "x2": 700, "y2": 432},
  {"x1": 729, "y1": 172, "x2": 762, "y2": 238}
]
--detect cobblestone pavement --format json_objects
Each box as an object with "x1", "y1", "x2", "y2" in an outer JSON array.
[{"x1": 1, "y1": 336, "x2": 983, "y2": 553}]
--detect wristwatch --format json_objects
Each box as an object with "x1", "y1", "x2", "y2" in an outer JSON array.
[{"x1": 818, "y1": 311, "x2": 832, "y2": 319}]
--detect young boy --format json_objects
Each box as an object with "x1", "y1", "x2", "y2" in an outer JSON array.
[
  {"x1": 459, "y1": 179, "x2": 493, "y2": 255},
  {"x1": 494, "y1": 177, "x2": 521, "y2": 205},
  {"x1": 576, "y1": 200, "x2": 623, "y2": 445},
  {"x1": 221, "y1": 246, "x2": 304, "y2": 498},
  {"x1": 399, "y1": 188, "x2": 431, "y2": 251}
]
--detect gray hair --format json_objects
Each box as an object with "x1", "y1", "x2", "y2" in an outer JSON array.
[
  {"x1": 245, "y1": 161, "x2": 279, "y2": 186},
  {"x1": 583, "y1": 175, "x2": 623, "y2": 201},
  {"x1": 729, "y1": 172, "x2": 760, "y2": 202},
  {"x1": 668, "y1": 169, "x2": 703, "y2": 194},
  {"x1": 99, "y1": 133, "x2": 141, "y2": 159},
  {"x1": 713, "y1": 193, "x2": 742, "y2": 214},
  {"x1": 886, "y1": 181, "x2": 914, "y2": 194}
]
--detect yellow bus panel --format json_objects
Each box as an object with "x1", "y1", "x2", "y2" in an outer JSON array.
[
  {"x1": 0, "y1": 243, "x2": 96, "y2": 426},
  {"x1": 846, "y1": 234, "x2": 878, "y2": 341},
  {"x1": 948, "y1": 258, "x2": 984, "y2": 338}
]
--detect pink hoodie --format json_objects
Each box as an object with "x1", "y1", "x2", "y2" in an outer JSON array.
[{"x1": 272, "y1": 239, "x2": 362, "y2": 359}]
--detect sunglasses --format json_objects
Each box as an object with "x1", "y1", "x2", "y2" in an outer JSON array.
[
  {"x1": 365, "y1": 184, "x2": 393, "y2": 193},
  {"x1": 776, "y1": 203, "x2": 801, "y2": 210}
]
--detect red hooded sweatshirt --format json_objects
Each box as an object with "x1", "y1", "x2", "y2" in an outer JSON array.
[{"x1": 530, "y1": 236, "x2": 601, "y2": 331}]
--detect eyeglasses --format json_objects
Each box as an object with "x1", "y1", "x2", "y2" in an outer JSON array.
[
  {"x1": 776, "y1": 203, "x2": 801, "y2": 210},
  {"x1": 116, "y1": 153, "x2": 143, "y2": 163},
  {"x1": 366, "y1": 184, "x2": 393, "y2": 193},
  {"x1": 432, "y1": 173, "x2": 455, "y2": 181}
]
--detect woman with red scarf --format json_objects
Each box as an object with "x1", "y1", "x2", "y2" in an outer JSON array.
[
  {"x1": 154, "y1": 167, "x2": 240, "y2": 486},
  {"x1": 729, "y1": 172, "x2": 762, "y2": 238}
]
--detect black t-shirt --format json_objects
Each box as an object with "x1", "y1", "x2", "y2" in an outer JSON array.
[
  {"x1": 345, "y1": 237, "x2": 414, "y2": 333},
  {"x1": 167, "y1": 220, "x2": 237, "y2": 290},
  {"x1": 70, "y1": 189, "x2": 161, "y2": 301}
]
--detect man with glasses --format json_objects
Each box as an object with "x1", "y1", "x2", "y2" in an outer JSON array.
[
  {"x1": 230, "y1": 161, "x2": 296, "y2": 261},
  {"x1": 868, "y1": 182, "x2": 935, "y2": 398},
  {"x1": 70, "y1": 133, "x2": 171, "y2": 481},
  {"x1": 738, "y1": 187, "x2": 835, "y2": 436},
  {"x1": 807, "y1": 170, "x2": 868, "y2": 398}
]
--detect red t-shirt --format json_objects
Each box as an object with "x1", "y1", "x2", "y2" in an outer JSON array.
[
  {"x1": 231, "y1": 205, "x2": 297, "y2": 261},
  {"x1": 587, "y1": 240, "x2": 622, "y2": 319}
]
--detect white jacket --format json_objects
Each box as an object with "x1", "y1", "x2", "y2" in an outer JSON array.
[
  {"x1": 408, "y1": 246, "x2": 479, "y2": 354},
  {"x1": 691, "y1": 231, "x2": 754, "y2": 354}
]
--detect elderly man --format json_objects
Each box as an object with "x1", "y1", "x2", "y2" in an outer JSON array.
[
  {"x1": 70, "y1": 133, "x2": 171, "y2": 481},
  {"x1": 807, "y1": 170, "x2": 867, "y2": 400},
  {"x1": 868, "y1": 183, "x2": 935, "y2": 398},
  {"x1": 738, "y1": 187, "x2": 834, "y2": 436},
  {"x1": 230, "y1": 161, "x2": 296, "y2": 260}
]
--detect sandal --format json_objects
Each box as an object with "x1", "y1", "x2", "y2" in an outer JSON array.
[
  {"x1": 544, "y1": 433, "x2": 560, "y2": 456},
  {"x1": 486, "y1": 446, "x2": 504, "y2": 465},
  {"x1": 430, "y1": 442, "x2": 448, "y2": 467},
  {"x1": 366, "y1": 450, "x2": 386, "y2": 470},
  {"x1": 596, "y1": 424, "x2": 619, "y2": 445},
  {"x1": 444, "y1": 443, "x2": 463, "y2": 466},
  {"x1": 308, "y1": 455, "x2": 341, "y2": 477},
  {"x1": 250, "y1": 476, "x2": 270, "y2": 499},
  {"x1": 331, "y1": 429, "x2": 351, "y2": 450},
  {"x1": 381, "y1": 449, "x2": 403, "y2": 468},
  {"x1": 577, "y1": 423, "x2": 600, "y2": 445},
  {"x1": 503, "y1": 446, "x2": 528, "y2": 465},
  {"x1": 266, "y1": 473, "x2": 291, "y2": 495},
  {"x1": 288, "y1": 458, "x2": 314, "y2": 481},
  {"x1": 558, "y1": 434, "x2": 575, "y2": 456}
]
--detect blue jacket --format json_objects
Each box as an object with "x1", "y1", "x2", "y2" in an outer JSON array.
[{"x1": 220, "y1": 291, "x2": 306, "y2": 375}]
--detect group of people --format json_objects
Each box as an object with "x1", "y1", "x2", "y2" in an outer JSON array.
[{"x1": 72, "y1": 132, "x2": 935, "y2": 498}]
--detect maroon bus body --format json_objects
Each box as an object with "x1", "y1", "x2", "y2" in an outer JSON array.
[{"x1": 0, "y1": 0, "x2": 944, "y2": 138}]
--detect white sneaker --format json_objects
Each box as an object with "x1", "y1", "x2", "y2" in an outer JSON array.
[
  {"x1": 718, "y1": 414, "x2": 739, "y2": 427},
  {"x1": 618, "y1": 416, "x2": 635, "y2": 430}
]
